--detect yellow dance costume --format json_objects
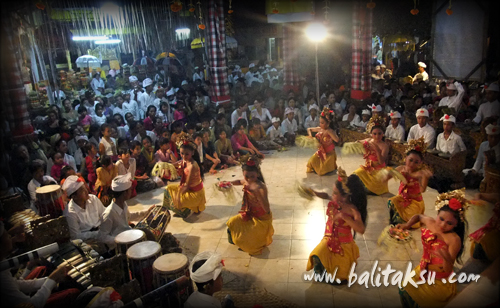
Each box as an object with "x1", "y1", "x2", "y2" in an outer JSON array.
[
  {"x1": 306, "y1": 131, "x2": 337, "y2": 175},
  {"x1": 226, "y1": 185, "x2": 274, "y2": 255},
  {"x1": 388, "y1": 171, "x2": 425, "y2": 229},
  {"x1": 164, "y1": 161, "x2": 206, "y2": 218},
  {"x1": 353, "y1": 141, "x2": 388, "y2": 195},
  {"x1": 469, "y1": 202, "x2": 500, "y2": 261},
  {"x1": 399, "y1": 228, "x2": 456, "y2": 308},
  {"x1": 306, "y1": 201, "x2": 359, "y2": 280}
]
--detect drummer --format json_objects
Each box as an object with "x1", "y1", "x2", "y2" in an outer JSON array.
[
  {"x1": 62, "y1": 175, "x2": 106, "y2": 241},
  {"x1": 99, "y1": 173, "x2": 153, "y2": 249},
  {"x1": 185, "y1": 251, "x2": 233, "y2": 308}
]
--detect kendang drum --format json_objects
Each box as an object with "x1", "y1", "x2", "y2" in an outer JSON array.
[
  {"x1": 35, "y1": 185, "x2": 64, "y2": 218},
  {"x1": 115, "y1": 229, "x2": 146, "y2": 255},
  {"x1": 135, "y1": 205, "x2": 171, "y2": 242},
  {"x1": 127, "y1": 241, "x2": 162, "y2": 294},
  {"x1": 153, "y1": 253, "x2": 192, "y2": 306}
]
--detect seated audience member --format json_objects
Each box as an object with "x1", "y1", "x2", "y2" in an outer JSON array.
[
  {"x1": 50, "y1": 152, "x2": 68, "y2": 182},
  {"x1": 188, "y1": 102, "x2": 212, "y2": 128},
  {"x1": 84, "y1": 143, "x2": 98, "y2": 193},
  {"x1": 46, "y1": 139, "x2": 77, "y2": 174},
  {"x1": 133, "y1": 121, "x2": 157, "y2": 145},
  {"x1": 464, "y1": 124, "x2": 500, "y2": 189},
  {"x1": 170, "y1": 120, "x2": 186, "y2": 145},
  {"x1": 99, "y1": 123, "x2": 118, "y2": 160},
  {"x1": 267, "y1": 117, "x2": 285, "y2": 146},
  {"x1": 28, "y1": 160, "x2": 57, "y2": 211},
  {"x1": 0, "y1": 221, "x2": 79, "y2": 308},
  {"x1": 231, "y1": 101, "x2": 248, "y2": 128},
  {"x1": 212, "y1": 113, "x2": 232, "y2": 142},
  {"x1": 407, "y1": 108, "x2": 436, "y2": 149},
  {"x1": 201, "y1": 117, "x2": 215, "y2": 142},
  {"x1": 473, "y1": 83, "x2": 499, "y2": 124},
  {"x1": 214, "y1": 130, "x2": 237, "y2": 167},
  {"x1": 438, "y1": 81, "x2": 465, "y2": 112},
  {"x1": 184, "y1": 251, "x2": 233, "y2": 308},
  {"x1": 130, "y1": 141, "x2": 157, "y2": 193},
  {"x1": 99, "y1": 173, "x2": 152, "y2": 249},
  {"x1": 95, "y1": 155, "x2": 118, "y2": 206},
  {"x1": 250, "y1": 97, "x2": 273, "y2": 129},
  {"x1": 304, "y1": 104, "x2": 320, "y2": 129},
  {"x1": 385, "y1": 111, "x2": 405, "y2": 142},
  {"x1": 435, "y1": 115, "x2": 466, "y2": 155},
  {"x1": 74, "y1": 135, "x2": 88, "y2": 170},
  {"x1": 249, "y1": 118, "x2": 280, "y2": 150},
  {"x1": 62, "y1": 175, "x2": 106, "y2": 240},
  {"x1": 231, "y1": 123, "x2": 264, "y2": 158},
  {"x1": 201, "y1": 130, "x2": 221, "y2": 174},
  {"x1": 358, "y1": 110, "x2": 371, "y2": 129},
  {"x1": 281, "y1": 107, "x2": 297, "y2": 146}
]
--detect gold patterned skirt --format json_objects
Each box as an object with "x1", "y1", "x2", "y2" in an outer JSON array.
[
  {"x1": 399, "y1": 265, "x2": 456, "y2": 308},
  {"x1": 354, "y1": 167, "x2": 389, "y2": 195},
  {"x1": 306, "y1": 151, "x2": 337, "y2": 176},
  {"x1": 226, "y1": 213, "x2": 274, "y2": 255},
  {"x1": 388, "y1": 195, "x2": 425, "y2": 229},
  {"x1": 306, "y1": 237, "x2": 360, "y2": 280},
  {"x1": 164, "y1": 183, "x2": 206, "y2": 218}
]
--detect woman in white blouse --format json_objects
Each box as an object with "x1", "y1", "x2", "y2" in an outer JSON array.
[
  {"x1": 250, "y1": 98, "x2": 273, "y2": 129},
  {"x1": 342, "y1": 105, "x2": 360, "y2": 127}
]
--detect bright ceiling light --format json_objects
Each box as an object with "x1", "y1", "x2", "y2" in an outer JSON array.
[
  {"x1": 175, "y1": 28, "x2": 190, "y2": 34},
  {"x1": 95, "y1": 39, "x2": 121, "y2": 44},
  {"x1": 72, "y1": 36, "x2": 109, "y2": 41},
  {"x1": 305, "y1": 23, "x2": 328, "y2": 42}
]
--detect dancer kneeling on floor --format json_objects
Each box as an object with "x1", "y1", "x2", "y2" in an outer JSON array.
[
  {"x1": 185, "y1": 251, "x2": 234, "y2": 308},
  {"x1": 306, "y1": 168, "x2": 367, "y2": 281},
  {"x1": 226, "y1": 156, "x2": 274, "y2": 256},
  {"x1": 306, "y1": 107, "x2": 340, "y2": 175},
  {"x1": 398, "y1": 190, "x2": 468, "y2": 308},
  {"x1": 353, "y1": 125, "x2": 390, "y2": 195},
  {"x1": 388, "y1": 138, "x2": 432, "y2": 228},
  {"x1": 164, "y1": 139, "x2": 206, "y2": 218}
]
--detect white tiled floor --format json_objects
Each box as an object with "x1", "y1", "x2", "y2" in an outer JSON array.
[{"x1": 127, "y1": 146, "x2": 495, "y2": 307}]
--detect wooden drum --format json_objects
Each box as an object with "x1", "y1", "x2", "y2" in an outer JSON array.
[
  {"x1": 127, "y1": 241, "x2": 161, "y2": 294},
  {"x1": 35, "y1": 185, "x2": 64, "y2": 218},
  {"x1": 153, "y1": 253, "x2": 192, "y2": 306},
  {"x1": 115, "y1": 229, "x2": 146, "y2": 255}
]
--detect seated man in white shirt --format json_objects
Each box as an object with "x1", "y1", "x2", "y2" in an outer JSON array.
[
  {"x1": 0, "y1": 221, "x2": 77, "y2": 308},
  {"x1": 99, "y1": 173, "x2": 153, "y2": 249},
  {"x1": 184, "y1": 251, "x2": 233, "y2": 308},
  {"x1": 62, "y1": 175, "x2": 106, "y2": 241},
  {"x1": 428, "y1": 114, "x2": 467, "y2": 192},
  {"x1": 385, "y1": 111, "x2": 405, "y2": 142},
  {"x1": 473, "y1": 83, "x2": 500, "y2": 124},
  {"x1": 304, "y1": 104, "x2": 320, "y2": 129},
  {"x1": 438, "y1": 81, "x2": 465, "y2": 112},
  {"x1": 412, "y1": 62, "x2": 429, "y2": 83},
  {"x1": 407, "y1": 108, "x2": 436, "y2": 149},
  {"x1": 464, "y1": 124, "x2": 500, "y2": 189}
]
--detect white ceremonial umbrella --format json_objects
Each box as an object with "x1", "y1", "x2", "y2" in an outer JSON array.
[{"x1": 75, "y1": 55, "x2": 102, "y2": 69}]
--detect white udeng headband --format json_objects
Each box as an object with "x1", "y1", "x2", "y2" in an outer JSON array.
[{"x1": 190, "y1": 251, "x2": 223, "y2": 283}]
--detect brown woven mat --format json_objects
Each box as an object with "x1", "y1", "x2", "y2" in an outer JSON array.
[{"x1": 212, "y1": 270, "x2": 300, "y2": 308}]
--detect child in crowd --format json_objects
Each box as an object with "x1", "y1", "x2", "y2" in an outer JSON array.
[
  {"x1": 141, "y1": 136, "x2": 156, "y2": 175},
  {"x1": 186, "y1": 122, "x2": 197, "y2": 139},
  {"x1": 130, "y1": 141, "x2": 156, "y2": 193},
  {"x1": 272, "y1": 97, "x2": 286, "y2": 119},
  {"x1": 164, "y1": 140, "x2": 206, "y2": 218},
  {"x1": 46, "y1": 139, "x2": 77, "y2": 174},
  {"x1": 193, "y1": 132, "x2": 205, "y2": 166},
  {"x1": 143, "y1": 105, "x2": 157, "y2": 131},
  {"x1": 170, "y1": 121, "x2": 186, "y2": 145},
  {"x1": 28, "y1": 160, "x2": 57, "y2": 211},
  {"x1": 88, "y1": 124, "x2": 101, "y2": 147},
  {"x1": 384, "y1": 111, "x2": 405, "y2": 142},
  {"x1": 84, "y1": 143, "x2": 98, "y2": 193},
  {"x1": 92, "y1": 103, "x2": 107, "y2": 126},
  {"x1": 231, "y1": 123, "x2": 264, "y2": 158},
  {"x1": 266, "y1": 117, "x2": 285, "y2": 146},
  {"x1": 201, "y1": 118, "x2": 215, "y2": 142},
  {"x1": 304, "y1": 104, "x2": 320, "y2": 129},
  {"x1": 214, "y1": 130, "x2": 237, "y2": 167},
  {"x1": 78, "y1": 106, "x2": 92, "y2": 132},
  {"x1": 202, "y1": 130, "x2": 221, "y2": 174},
  {"x1": 286, "y1": 98, "x2": 303, "y2": 130},
  {"x1": 51, "y1": 152, "x2": 68, "y2": 182},
  {"x1": 153, "y1": 137, "x2": 179, "y2": 181},
  {"x1": 358, "y1": 109, "x2": 371, "y2": 129},
  {"x1": 95, "y1": 155, "x2": 117, "y2": 206},
  {"x1": 99, "y1": 123, "x2": 118, "y2": 161},
  {"x1": 227, "y1": 156, "x2": 273, "y2": 255},
  {"x1": 212, "y1": 113, "x2": 232, "y2": 142},
  {"x1": 281, "y1": 108, "x2": 297, "y2": 146},
  {"x1": 174, "y1": 101, "x2": 187, "y2": 124},
  {"x1": 249, "y1": 118, "x2": 280, "y2": 150},
  {"x1": 157, "y1": 101, "x2": 171, "y2": 126},
  {"x1": 74, "y1": 135, "x2": 88, "y2": 170}
]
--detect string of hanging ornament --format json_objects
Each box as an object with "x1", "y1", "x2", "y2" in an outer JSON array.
[
  {"x1": 323, "y1": 0, "x2": 330, "y2": 24},
  {"x1": 226, "y1": 0, "x2": 234, "y2": 37},
  {"x1": 411, "y1": 0, "x2": 419, "y2": 15}
]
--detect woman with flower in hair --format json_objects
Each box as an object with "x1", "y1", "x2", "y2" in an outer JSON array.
[
  {"x1": 306, "y1": 107, "x2": 340, "y2": 175},
  {"x1": 353, "y1": 125, "x2": 390, "y2": 195},
  {"x1": 388, "y1": 138, "x2": 433, "y2": 228},
  {"x1": 226, "y1": 156, "x2": 274, "y2": 255},
  {"x1": 397, "y1": 190, "x2": 468, "y2": 308},
  {"x1": 306, "y1": 167, "x2": 367, "y2": 281},
  {"x1": 164, "y1": 139, "x2": 206, "y2": 218}
]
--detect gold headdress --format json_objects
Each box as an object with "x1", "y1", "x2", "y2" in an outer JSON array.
[
  {"x1": 435, "y1": 188, "x2": 469, "y2": 222},
  {"x1": 406, "y1": 136, "x2": 427, "y2": 154},
  {"x1": 337, "y1": 167, "x2": 350, "y2": 195},
  {"x1": 365, "y1": 114, "x2": 386, "y2": 134},
  {"x1": 176, "y1": 134, "x2": 196, "y2": 150}
]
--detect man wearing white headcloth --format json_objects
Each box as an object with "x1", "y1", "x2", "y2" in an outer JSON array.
[
  {"x1": 438, "y1": 81, "x2": 465, "y2": 111},
  {"x1": 385, "y1": 111, "x2": 405, "y2": 142},
  {"x1": 137, "y1": 78, "x2": 156, "y2": 116},
  {"x1": 407, "y1": 108, "x2": 436, "y2": 149},
  {"x1": 127, "y1": 75, "x2": 142, "y2": 101},
  {"x1": 193, "y1": 66, "x2": 203, "y2": 82},
  {"x1": 62, "y1": 175, "x2": 106, "y2": 241},
  {"x1": 473, "y1": 83, "x2": 500, "y2": 124},
  {"x1": 185, "y1": 251, "x2": 233, "y2": 308},
  {"x1": 99, "y1": 173, "x2": 153, "y2": 249},
  {"x1": 436, "y1": 114, "x2": 466, "y2": 155},
  {"x1": 245, "y1": 63, "x2": 256, "y2": 87},
  {"x1": 412, "y1": 62, "x2": 429, "y2": 83}
]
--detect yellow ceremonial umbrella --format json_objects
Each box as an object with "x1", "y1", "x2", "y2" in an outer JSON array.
[
  {"x1": 156, "y1": 52, "x2": 176, "y2": 60},
  {"x1": 191, "y1": 38, "x2": 205, "y2": 49}
]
